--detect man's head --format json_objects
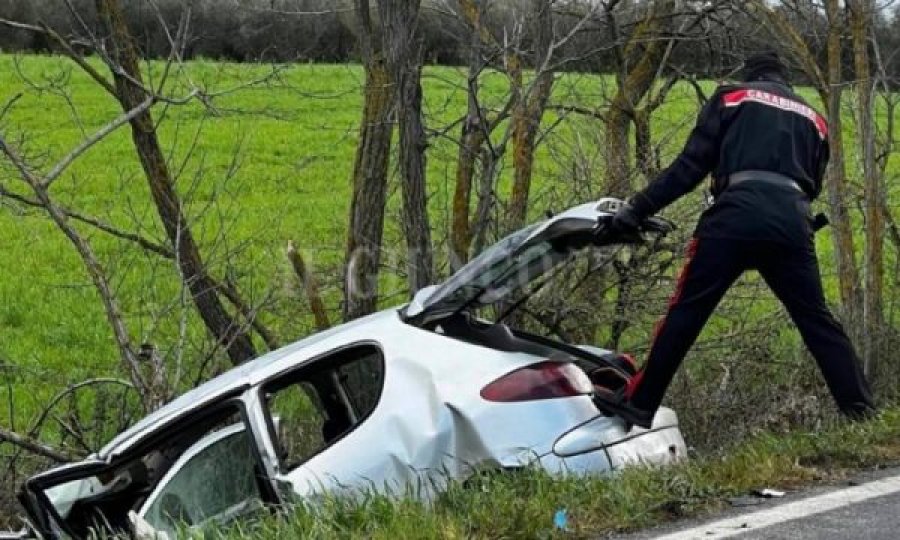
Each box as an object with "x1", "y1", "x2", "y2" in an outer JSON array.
[{"x1": 741, "y1": 51, "x2": 789, "y2": 83}]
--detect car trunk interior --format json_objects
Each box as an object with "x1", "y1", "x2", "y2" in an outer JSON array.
[{"x1": 422, "y1": 312, "x2": 635, "y2": 395}]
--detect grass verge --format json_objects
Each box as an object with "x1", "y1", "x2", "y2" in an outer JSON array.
[{"x1": 217, "y1": 408, "x2": 900, "y2": 539}]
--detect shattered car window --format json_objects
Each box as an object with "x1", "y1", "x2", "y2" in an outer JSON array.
[
  {"x1": 473, "y1": 240, "x2": 570, "y2": 305},
  {"x1": 264, "y1": 346, "x2": 384, "y2": 471},
  {"x1": 35, "y1": 404, "x2": 261, "y2": 539},
  {"x1": 491, "y1": 244, "x2": 635, "y2": 337},
  {"x1": 140, "y1": 426, "x2": 263, "y2": 537},
  {"x1": 44, "y1": 476, "x2": 107, "y2": 523},
  {"x1": 265, "y1": 382, "x2": 328, "y2": 469}
]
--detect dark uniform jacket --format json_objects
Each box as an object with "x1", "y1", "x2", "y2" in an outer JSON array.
[{"x1": 629, "y1": 77, "x2": 830, "y2": 246}]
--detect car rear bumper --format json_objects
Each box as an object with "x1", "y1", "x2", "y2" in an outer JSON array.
[{"x1": 538, "y1": 407, "x2": 687, "y2": 475}]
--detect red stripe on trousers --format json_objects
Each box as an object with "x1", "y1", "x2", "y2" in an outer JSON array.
[{"x1": 625, "y1": 238, "x2": 700, "y2": 399}]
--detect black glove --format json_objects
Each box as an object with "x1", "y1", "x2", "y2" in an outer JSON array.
[
  {"x1": 812, "y1": 212, "x2": 830, "y2": 232},
  {"x1": 611, "y1": 203, "x2": 642, "y2": 233}
]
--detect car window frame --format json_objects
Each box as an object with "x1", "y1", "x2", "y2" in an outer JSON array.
[{"x1": 257, "y1": 342, "x2": 386, "y2": 475}]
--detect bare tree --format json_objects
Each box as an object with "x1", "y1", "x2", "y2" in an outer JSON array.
[
  {"x1": 450, "y1": 0, "x2": 518, "y2": 264},
  {"x1": 379, "y1": 0, "x2": 434, "y2": 293},
  {"x1": 0, "y1": 131, "x2": 154, "y2": 410},
  {"x1": 824, "y1": 0, "x2": 863, "y2": 326},
  {"x1": 344, "y1": 0, "x2": 392, "y2": 321},
  {"x1": 3, "y1": 4, "x2": 277, "y2": 369},
  {"x1": 848, "y1": 0, "x2": 885, "y2": 375},
  {"x1": 603, "y1": 0, "x2": 677, "y2": 197},
  {"x1": 0, "y1": 3, "x2": 288, "y2": 483},
  {"x1": 450, "y1": 0, "x2": 489, "y2": 265},
  {"x1": 92, "y1": 0, "x2": 258, "y2": 365}
]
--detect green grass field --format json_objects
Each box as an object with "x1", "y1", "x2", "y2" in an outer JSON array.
[{"x1": 0, "y1": 51, "x2": 896, "y2": 449}]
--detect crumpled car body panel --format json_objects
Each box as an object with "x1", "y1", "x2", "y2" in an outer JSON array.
[{"x1": 273, "y1": 316, "x2": 684, "y2": 501}]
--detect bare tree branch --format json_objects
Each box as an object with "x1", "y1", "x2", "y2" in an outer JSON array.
[
  {"x1": 547, "y1": 103, "x2": 607, "y2": 122},
  {"x1": 23, "y1": 378, "x2": 134, "y2": 451},
  {"x1": 0, "y1": 426, "x2": 75, "y2": 463},
  {"x1": 0, "y1": 183, "x2": 174, "y2": 257},
  {"x1": 287, "y1": 241, "x2": 331, "y2": 332},
  {"x1": 0, "y1": 18, "x2": 119, "y2": 97},
  {"x1": 0, "y1": 135, "x2": 151, "y2": 408},
  {"x1": 0, "y1": 93, "x2": 22, "y2": 121},
  {"x1": 43, "y1": 95, "x2": 155, "y2": 188}
]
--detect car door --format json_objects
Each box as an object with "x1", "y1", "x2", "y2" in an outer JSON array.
[
  {"x1": 18, "y1": 398, "x2": 273, "y2": 540},
  {"x1": 137, "y1": 424, "x2": 265, "y2": 537}
]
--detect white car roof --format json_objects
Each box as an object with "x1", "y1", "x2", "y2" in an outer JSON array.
[{"x1": 98, "y1": 310, "x2": 400, "y2": 459}]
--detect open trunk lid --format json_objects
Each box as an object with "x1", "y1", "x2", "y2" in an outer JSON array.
[{"x1": 403, "y1": 198, "x2": 632, "y2": 327}]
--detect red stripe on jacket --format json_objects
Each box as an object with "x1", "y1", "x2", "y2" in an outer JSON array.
[{"x1": 722, "y1": 89, "x2": 828, "y2": 140}]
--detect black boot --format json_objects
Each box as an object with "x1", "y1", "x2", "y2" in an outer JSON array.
[
  {"x1": 841, "y1": 402, "x2": 878, "y2": 423},
  {"x1": 593, "y1": 390, "x2": 655, "y2": 429}
]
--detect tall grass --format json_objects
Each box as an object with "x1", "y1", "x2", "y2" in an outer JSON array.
[{"x1": 207, "y1": 410, "x2": 900, "y2": 539}]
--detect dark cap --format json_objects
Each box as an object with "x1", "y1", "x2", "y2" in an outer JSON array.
[{"x1": 742, "y1": 51, "x2": 789, "y2": 83}]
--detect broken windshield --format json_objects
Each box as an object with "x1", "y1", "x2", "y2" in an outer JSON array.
[{"x1": 472, "y1": 240, "x2": 570, "y2": 305}]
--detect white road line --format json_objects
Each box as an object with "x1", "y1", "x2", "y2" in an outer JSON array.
[{"x1": 652, "y1": 473, "x2": 900, "y2": 539}]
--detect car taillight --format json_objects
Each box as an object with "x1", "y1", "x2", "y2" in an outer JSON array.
[{"x1": 480, "y1": 362, "x2": 593, "y2": 402}]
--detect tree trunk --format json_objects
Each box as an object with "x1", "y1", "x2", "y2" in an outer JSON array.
[
  {"x1": 604, "y1": 0, "x2": 674, "y2": 197},
  {"x1": 605, "y1": 106, "x2": 632, "y2": 198},
  {"x1": 287, "y1": 241, "x2": 331, "y2": 332},
  {"x1": 634, "y1": 107, "x2": 654, "y2": 180},
  {"x1": 507, "y1": 0, "x2": 554, "y2": 230},
  {"x1": 344, "y1": 0, "x2": 392, "y2": 321},
  {"x1": 451, "y1": 105, "x2": 486, "y2": 268},
  {"x1": 380, "y1": 0, "x2": 433, "y2": 293},
  {"x1": 849, "y1": 0, "x2": 884, "y2": 375},
  {"x1": 824, "y1": 0, "x2": 862, "y2": 331},
  {"x1": 471, "y1": 145, "x2": 500, "y2": 256},
  {"x1": 94, "y1": 0, "x2": 256, "y2": 366},
  {"x1": 451, "y1": 19, "x2": 487, "y2": 268}
]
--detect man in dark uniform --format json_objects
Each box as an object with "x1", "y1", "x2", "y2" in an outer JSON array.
[{"x1": 595, "y1": 52, "x2": 876, "y2": 429}]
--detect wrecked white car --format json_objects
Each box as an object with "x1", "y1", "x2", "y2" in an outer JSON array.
[{"x1": 9, "y1": 198, "x2": 686, "y2": 539}]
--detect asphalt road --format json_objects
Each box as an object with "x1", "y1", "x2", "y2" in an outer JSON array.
[
  {"x1": 735, "y1": 489, "x2": 900, "y2": 539},
  {"x1": 616, "y1": 467, "x2": 900, "y2": 540}
]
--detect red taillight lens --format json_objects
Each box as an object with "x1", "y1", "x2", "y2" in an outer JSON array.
[{"x1": 480, "y1": 362, "x2": 593, "y2": 402}]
